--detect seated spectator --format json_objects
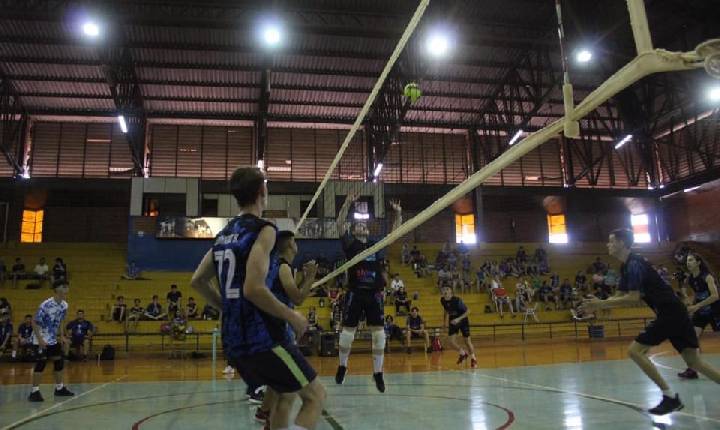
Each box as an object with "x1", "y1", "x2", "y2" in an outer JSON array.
[
  {"x1": 401, "y1": 243, "x2": 410, "y2": 265},
  {"x1": 0, "y1": 312, "x2": 12, "y2": 358},
  {"x1": 186, "y1": 297, "x2": 199, "y2": 319},
  {"x1": 559, "y1": 279, "x2": 574, "y2": 309},
  {"x1": 604, "y1": 266, "x2": 619, "y2": 291},
  {"x1": 122, "y1": 260, "x2": 142, "y2": 280},
  {"x1": 390, "y1": 274, "x2": 404, "y2": 294},
  {"x1": 574, "y1": 270, "x2": 587, "y2": 289},
  {"x1": 516, "y1": 246, "x2": 528, "y2": 263},
  {"x1": 410, "y1": 246, "x2": 421, "y2": 264},
  {"x1": 394, "y1": 286, "x2": 411, "y2": 315},
  {"x1": 144, "y1": 295, "x2": 167, "y2": 320},
  {"x1": 166, "y1": 285, "x2": 182, "y2": 318},
  {"x1": 594, "y1": 284, "x2": 609, "y2": 300},
  {"x1": 11, "y1": 258, "x2": 27, "y2": 288},
  {"x1": 437, "y1": 265, "x2": 451, "y2": 289},
  {"x1": 52, "y1": 257, "x2": 67, "y2": 283},
  {"x1": 384, "y1": 315, "x2": 403, "y2": 342},
  {"x1": 307, "y1": 306, "x2": 321, "y2": 331},
  {"x1": 405, "y1": 307, "x2": 431, "y2": 353},
  {"x1": 126, "y1": 299, "x2": 144, "y2": 331},
  {"x1": 515, "y1": 279, "x2": 532, "y2": 312},
  {"x1": 538, "y1": 281, "x2": 555, "y2": 310},
  {"x1": 461, "y1": 254, "x2": 472, "y2": 279},
  {"x1": 592, "y1": 257, "x2": 607, "y2": 275},
  {"x1": 493, "y1": 286, "x2": 515, "y2": 318},
  {"x1": 657, "y1": 265, "x2": 672, "y2": 287},
  {"x1": 112, "y1": 296, "x2": 127, "y2": 322},
  {"x1": 66, "y1": 310, "x2": 94, "y2": 361},
  {"x1": 201, "y1": 304, "x2": 219, "y2": 320},
  {"x1": 0, "y1": 297, "x2": 10, "y2": 321},
  {"x1": 446, "y1": 252, "x2": 458, "y2": 271},
  {"x1": 12, "y1": 314, "x2": 34, "y2": 360},
  {"x1": 33, "y1": 257, "x2": 50, "y2": 287}
]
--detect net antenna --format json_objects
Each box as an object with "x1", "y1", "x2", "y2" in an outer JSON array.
[
  {"x1": 294, "y1": 0, "x2": 431, "y2": 233},
  {"x1": 312, "y1": 0, "x2": 717, "y2": 288}
]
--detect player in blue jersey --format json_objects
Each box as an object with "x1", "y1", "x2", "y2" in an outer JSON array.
[
  {"x1": 28, "y1": 280, "x2": 74, "y2": 402},
  {"x1": 334, "y1": 190, "x2": 402, "y2": 393},
  {"x1": 191, "y1": 166, "x2": 325, "y2": 430},
  {"x1": 677, "y1": 252, "x2": 720, "y2": 379},
  {"x1": 582, "y1": 229, "x2": 720, "y2": 415}
]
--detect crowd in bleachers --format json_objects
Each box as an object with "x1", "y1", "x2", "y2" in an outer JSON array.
[{"x1": 0, "y1": 256, "x2": 67, "y2": 289}]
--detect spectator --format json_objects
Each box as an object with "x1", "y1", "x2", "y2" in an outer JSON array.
[
  {"x1": 127, "y1": 299, "x2": 144, "y2": 330},
  {"x1": 12, "y1": 314, "x2": 34, "y2": 360},
  {"x1": 307, "y1": 306, "x2": 321, "y2": 331},
  {"x1": 52, "y1": 257, "x2": 67, "y2": 284},
  {"x1": 493, "y1": 286, "x2": 515, "y2": 318},
  {"x1": 201, "y1": 304, "x2": 219, "y2": 320},
  {"x1": 574, "y1": 270, "x2": 587, "y2": 290},
  {"x1": 592, "y1": 257, "x2": 606, "y2": 274},
  {"x1": 515, "y1": 279, "x2": 532, "y2": 312},
  {"x1": 410, "y1": 245, "x2": 421, "y2": 263},
  {"x1": 446, "y1": 251, "x2": 458, "y2": 271},
  {"x1": 32, "y1": 257, "x2": 50, "y2": 288},
  {"x1": 122, "y1": 261, "x2": 141, "y2": 280},
  {"x1": 0, "y1": 312, "x2": 12, "y2": 358},
  {"x1": 516, "y1": 246, "x2": 528, "y2": 263},
  {"x1": 11, "y1": 257, "x2": 26, "y2": 289},
  {"x1": 112, "y1": 296, "x2": 126, "y2": 322},
  {"x1": 604, "y1": 266, "x2": 619, "y2": 291},
  {"x1": 144, "y1": 295, "x2": 167, "y2": 320},
  {"x1": 384, "y1": 315, "x2": 403, "y2": 342},
  {"x1": 550, "y1": 273, "x2": 560, "y2": 289},
  {"x1": 394, "y1": 286, "x2": 411, "y2": 315},
  {"x1": 461, "y1": 254, "x2": 472, "y2": 282},
  {"x1": 401, "y1": 243, "x2": 410, "y2": 265},
  {"x1": 437, "y1": 265, "x2": 451, "y2": 288},
  {"x1": 66, "y1": 310, "x2": 94, "y2": 361},
  {"x1": 405, "y1": 307, "x2": 431, "y2": 353},
  {"x1": 538, "y1": 281, "x2": 555, "y2": 310},
  {"x1": 559, "y1": 279, "x2": 574, "y2": 309},
  {"x1": 166, "y1": 285, "x2": 182, "y2": 318},
  {"x1": 186, "y1": 297, "x2": 199, "y2": 319},
  {"x1": 0, "y1": 297, "x2": 10, "y2": 321}
]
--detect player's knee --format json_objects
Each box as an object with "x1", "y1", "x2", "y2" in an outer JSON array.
[
  {"x1": 371, "y1": 329, "x2": 386, "y2": 352},
  {"x1": 339, "y1": 327, "x2": 356, "y2": 350},
  {"x1": 627, "y1": 342, "x2": 646, "y2": 359},
  {"x1": 34, "y1": 359, "x2": 47, "y2": 373},
  {"x1": 300, "y1": 380, "x2": 326, "y2": 406},
  {"x1": 53, "y1": 358, "x2": 64, "y2": 372}
]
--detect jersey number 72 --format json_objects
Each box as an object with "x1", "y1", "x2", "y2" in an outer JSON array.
[{"x1": 214, "y1": 250, "x2": 239, "y2": 299}]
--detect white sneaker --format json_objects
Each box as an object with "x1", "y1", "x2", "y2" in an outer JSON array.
[{"x1": 222, "y1": 365, "x2": 235, "y2": 375}]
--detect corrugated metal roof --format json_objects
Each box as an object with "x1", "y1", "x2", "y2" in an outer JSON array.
[
  {"x1": 136, "y1": 67, "x2": 259, "y2": 85},
  {"x1": 21, "y1": 97, "x2": 113, "y2": 110},
  {"x1": 4, "y1": 62, "x2": 103, "y2": 79},
  {"x1": 12, "y1": 80, "x2": 110, "y2": 96},
  {"x1": 145, "y1": 100, "x2": 255, "y2": 114},
  {"x1": 141, "y1": 84, "x2": 259, "y2": 100}
]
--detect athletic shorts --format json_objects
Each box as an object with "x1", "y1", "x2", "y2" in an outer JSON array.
[
  {"x1": 409, "y1": 331, "x2": 425, "y2": 339},
  {"x1": 342, "y1": 289, "x2": 384, "y2": 327},
  {"x1": 230, "y1": 343, "x2": 317, "y2": 394},
  {"x1": 636, "y1": 309, "x2": 699, "y2": 352},
  {"x1": 37, "y1": 343, "x2": 63, "y2": 360},
  {"x1": 71, "y1": 336, "x2": 86, "y2": 347},
  {"x1": 692, "y1": 311, "x2": 720, "y2": 331},
  {"x1": 448, "y1": 319, "x2": 471, "y2": 337}
]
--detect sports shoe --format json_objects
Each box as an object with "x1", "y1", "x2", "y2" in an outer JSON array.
[
  {"x1": 649, "y1": 394, "x2": 684, "y2": 415},
  {"x1": 456, "y1": 352, "x2": 468, "y2": 365},
  {"x1": 28, "y1": 391, "x2": 44, "y2": 402},
  {"x1": 54, "y1": 387, "x2": 74, "y2": 397},
  {"x1": 678, "y1": 368, "x2": 699, "y2": 379},
  {"x1": 254, "y1": 407, "x2": 270, "y2": 423},
  {"x1": 222, "y1": 365, "x2": 235, "y2": 375},
  {"x1": 470, "y1": 358, "x2": 477, "y2": 368},
  {"x1": 248, "y1": 389, "x2": 264, "y2": 405},
  {"x1": 335, "y1": 365, "x2": 347, "y2": 385},
  {"x1": 373, "y1": 372, "x2": 385, "y2": 393}
]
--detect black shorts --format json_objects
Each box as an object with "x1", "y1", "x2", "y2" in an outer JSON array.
[
  {"x1": 692, "y1": 311, "x2": 720, "y2": 331},
  {"x1": 230, "y1": 343, "x2": 317, "y2": 394},
  {"x1": 636, "y1": 310, "x2": 699, "y2": 352},
  {"x1": 342, "y1": 289, "x2": 384, "y2": 327},
  {"x1": 409, "y1": 330, "x2": 425, "y2": 339},
  {"x1": 448, "y1": 319, "x2": 471, "y2": 337},
  {"x1": 71, "y1": 336, "x2": 86, "y2": 347},
  {"x1": 38, "y1": 343, "x2": 63, "y2": 359}
]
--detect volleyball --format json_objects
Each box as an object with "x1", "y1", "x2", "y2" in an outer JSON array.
[{"x1": 403, "y1": 82, "x2": 422, "y2": 104}]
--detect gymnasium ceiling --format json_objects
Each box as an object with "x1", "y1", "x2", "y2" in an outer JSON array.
[{"x1": 0, "y1": 0, "x2": 717, "y2": 132}]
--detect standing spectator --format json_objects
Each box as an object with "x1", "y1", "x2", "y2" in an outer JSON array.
[
  {"x1": 405, "y1": 307, "x2": 431, "y2": 353},
  {"x1": 33, "y1": 258, "x2": 50, "y2": 288},
  {"x1": 52, "y1": 258, "x2": 67, "y2": 284},
  {"x1": 0, "y1": 313, "x2": 12, "y2": 357},
  {"x1": 111, "y1": 296, "x2": 126, "y2": 322},
  {"x1": 401, "y1": 243, "x2": 410, "y2": 265},
  {"x1": 166, "y1": 285, "x2": 182, "y2": 318},
  {"x1": 66, "y1": 310, "x2": 94, "y2": 361},
  {"x1": 144, "y1": 295, "x2": 166, "y2": 320},
  {"x1": 390, "y1": 274, "x2": 404, "y2": 294},
  {"x1": 461, "y1": 254, "x2": 472, "y2": 283},
  {"x1": 186, "y1": 297, "x2": 199, "y2": 319},
  {"x1": 394, "y1": 286, "x2": 411, "y2": 315},
  {"x1": 559, "y1": 279, "x2": 574, "y2": 309},
  {"x1": 516, "y1": 246, "x2": 528, "y2": 263},
  {"x1": 12, "y1": 314, "x2": 34, "y2": 360},
  {"x1": 11, "y1": 258, "x2": 26, "y2": 289}
]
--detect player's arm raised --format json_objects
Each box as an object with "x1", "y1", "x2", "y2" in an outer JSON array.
[
  {"x1": 245, "y1": 226, "x2": 308, "y2": 337},
  {"x1": 191, "y1": 250, "x2": 222, "y2": 309}
]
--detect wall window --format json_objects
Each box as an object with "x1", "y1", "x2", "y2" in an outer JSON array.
[
  {"x1": 547, "y1": 214, "x2": 568, "y2": 244},
  {"x1": 455, "y1": 214, "x2": 476, "y2": 244},
  {"x1": 21, "y1": 209, "x2": 44, "y2": 243},
  {"x1": 631, "y1": 213, "x2": 651, "y2": 243}
]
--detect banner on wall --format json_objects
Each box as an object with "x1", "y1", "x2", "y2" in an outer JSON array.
[{"x1": 156, "y1": 216, "x2": 297, "y2": 239}]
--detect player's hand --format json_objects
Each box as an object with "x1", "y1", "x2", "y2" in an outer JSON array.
[
  {"x1": 389, "y1": 200, "x2": 402, "y2": 212},
  {"x1": 288, "y1": 311, "x2": 309, "y2": 339},
  {"x1": 303, "y1": 260, "x2": 319, "y2": 278}
]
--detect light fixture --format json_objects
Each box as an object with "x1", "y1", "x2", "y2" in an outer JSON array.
[
  {"x1": 82, "y1": 21, "x2": 100, "y2": 38},
  {"x1": 426, "y1": 31, "x2": 451, "y2": 58},
  {"x1": 614, "y1": 134, "x2": 632, "y2": 149},
  {"x1": 576, "y1": 49, "x2": 592, "y2": 64},
  {"x1": 709, "y1": 86, "x2": 720, "y2": 102},
  {"x1": 259, "y1": 20, "x2": 283, "y2": 48},
  {"x1": 373, "y1": 163, "x2": 383, "y2": 177},
  {"x1": 117, "y1": 115, "x2": 128, "y2": 133},
  {"x1": 508, "y1": 129, "x2": 523, "y2": 146}
]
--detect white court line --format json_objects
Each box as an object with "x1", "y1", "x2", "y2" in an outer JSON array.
[
  {"x1": 1, "y1": 375, "x2": 128, "y2": 430},
  {"x1": 649, "y1": 351, "x2": 683, "y2": 372},
  {"x1": 472, "y1": 371, "x2": 720, "y2": 425}
]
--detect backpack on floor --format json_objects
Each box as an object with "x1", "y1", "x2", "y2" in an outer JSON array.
[
  {"x1": 99, "y1": 345, "x2": 115, "y2": 361},
  {"x1": 431, "y1": 335, "x2": 443, "y2": 352}
]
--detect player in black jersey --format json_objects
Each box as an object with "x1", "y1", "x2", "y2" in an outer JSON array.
[
  {"x1": 678, "y1": 253, "x2": 720, "y2": 380},
  {"x1": 191, "y1": 167, "x2": 325, "y2": 430},
  {"x1": 440, "y1": 285, "x2": 477, "y2": 367},
  {"x1": 582, "y1": 229, "x2": 720, "y2": 415},
  {"x1": 334, "y1": 190, "x2": 402, "y2": 392}
]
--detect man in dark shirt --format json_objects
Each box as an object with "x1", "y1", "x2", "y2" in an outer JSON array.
[
  {"x1": 144, "y1": 295, "x2": 167, "y2": 321},
  {"x1": 394, "y1": 286, "x2": 411, "y2": 315},
  {"x1": 334, "y1": 190, "x2": 402, "y2": 393},
  {"x1": 11, "y1": 257, "x2": 26, "y2": 289},
  {"x1": 13, "y1": 314, "x2": 34, "y2": 359},
  {"x1": 166, "y1": 285, "x2": 182, "y2": 318},
  {"x1": 0, "y1": 314, "x2": 12, "y2": 357},
  {"x1": 66, "y1": 310, "x2": 94, "y2": 360},
  {"x1": 405, "y1": 307, "x2": 431, "y2": 354},
  {"x1": 440, "y1": 285, "x2": 477, "y2": 368},
  {"x1": 582, "y1": 228, "x2": 720, "y2": 415}
]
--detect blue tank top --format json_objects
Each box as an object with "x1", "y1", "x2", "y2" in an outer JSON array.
[{"x1": 213, "y1": 214, "x2": 284, "y2": 357}]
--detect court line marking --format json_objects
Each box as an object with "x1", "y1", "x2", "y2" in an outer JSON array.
[
  {"x1": 472, "y1": 371, "x2": 720, "y2": 425},
  {"x1": 0, "y1": 375, "x2": 127, "y2": 430},
  {"x1": 649, "y1": 351, "x2": 684, "y2": 372}
]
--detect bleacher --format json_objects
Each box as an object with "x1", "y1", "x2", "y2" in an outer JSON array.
[{"x1": 1, "y1": 241, "x2": 676, "y2": 353}]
